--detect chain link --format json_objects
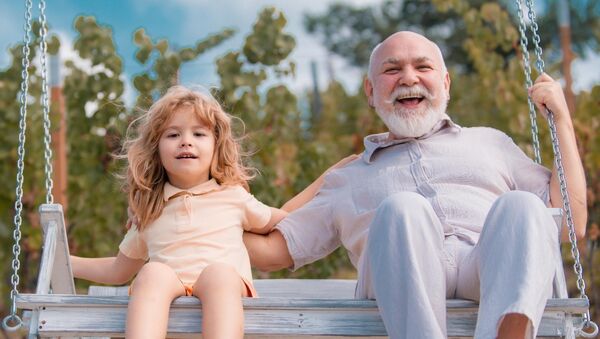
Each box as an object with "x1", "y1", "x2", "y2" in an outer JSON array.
[
  {"x1": 514, "y1": 0, "x2": 542, "y2": 164},
  {"x1": 2, "y1": 0, "x2": 34, "y2": 331},
  {"x1": 39, "y1": 0, "x2": 54, "y2": 204},
  {"x1": 516, "y1": 0, "x2": 596, "y2": 334},
  {"x1": 525, "y1": 0, "x2": 545, "y2": 73}
]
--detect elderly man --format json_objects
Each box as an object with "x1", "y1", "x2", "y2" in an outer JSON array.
[{"x1": 245, "y1": 31, "x2": 587, "y2": 339}]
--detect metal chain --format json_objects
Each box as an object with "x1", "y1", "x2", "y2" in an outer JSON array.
[
  {"x1": 525, "y1": 0, "x2": 545, "y2": 74},
  {"x1": 39, "y1": 0, "x2": 54, "y2": 204},
  {"x1": 520, "y1": 0, "x2": 597, "y2": 335},
  {"x1": 514, "y1": 0, "x2": 542, "y2": 164},
  {"x1": 2, "y1": 0, "x2": 33, "y2": 332}
]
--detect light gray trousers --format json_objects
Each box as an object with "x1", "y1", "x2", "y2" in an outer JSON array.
[{"x1": 358, "y1": 191, "x2": 559, "y2": 339}]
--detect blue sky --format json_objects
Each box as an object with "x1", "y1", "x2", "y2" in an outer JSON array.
[{"x1": 1, "y1": 0, "x2": 599, "y2": 106}]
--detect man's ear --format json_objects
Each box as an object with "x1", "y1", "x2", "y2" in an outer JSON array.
[{"x1": 364, "y1": 77, "x2": 374, "y2": 108}]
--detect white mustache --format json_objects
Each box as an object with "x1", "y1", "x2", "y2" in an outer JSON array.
[{"x1": 384, "y1": 85, "x2": 434, "y2": 104}]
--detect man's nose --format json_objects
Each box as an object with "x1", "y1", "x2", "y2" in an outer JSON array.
[{"x1": 398, "y1": 68, "x2": 419, "y2": 86}]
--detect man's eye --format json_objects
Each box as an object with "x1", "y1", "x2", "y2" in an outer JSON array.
[
  {"x1": 417, "y1": 65, "x2": 433, "y2": 70},
  {"x1": 384, "y1": 68, "x2": 399, "y2": 74}
]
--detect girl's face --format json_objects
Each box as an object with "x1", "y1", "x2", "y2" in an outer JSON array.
[{"x1": 158, "y1": 105, "x2": 215, "y2": 189}]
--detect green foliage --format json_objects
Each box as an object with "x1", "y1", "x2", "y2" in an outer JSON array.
[
  {"x1": 304, "y1": 0, "x2": 600, "y2": 75},
  {"x1": 132, "y1": 26, "x2": 235, "y2": 108},
  {"x1": 243, "y1": 7, "x2": 295, "y2": 66},
  {"x1": 62, "y1": 16, "x2": 129, "y2": 262}
]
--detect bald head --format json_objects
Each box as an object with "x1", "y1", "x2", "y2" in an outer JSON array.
[{"x1": 368, "y1": 31, "x2": 447, "y2": 81}]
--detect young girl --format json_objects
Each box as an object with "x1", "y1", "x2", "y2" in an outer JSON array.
[{"x1": 70, "y1": 86, "x2": 343, "y2": 339}]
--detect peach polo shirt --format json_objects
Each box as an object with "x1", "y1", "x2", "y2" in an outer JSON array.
[{"x1": 119, "y1": 179, "x2": 271, "y2": 295}]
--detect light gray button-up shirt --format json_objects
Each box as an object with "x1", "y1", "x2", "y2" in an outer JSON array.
[{"x1": 275, "y1": 117, "x2": 551, "y2": 272}]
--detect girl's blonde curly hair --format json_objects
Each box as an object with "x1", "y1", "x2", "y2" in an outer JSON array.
[{"x1": 122, "y1": 86, "x2": 254, "y2": 229}]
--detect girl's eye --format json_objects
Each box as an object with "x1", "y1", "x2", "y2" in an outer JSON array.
[
  {"x1": 194, "y1": 132, "x2": 206, "y2": 137},
  {"x1": 166, "y1": 133, "x2": 179, "y2": 138}
]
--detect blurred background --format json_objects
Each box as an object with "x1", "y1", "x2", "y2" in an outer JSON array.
[{"x1": 1, "y1": 0, "x2": 599, "y2": 334}]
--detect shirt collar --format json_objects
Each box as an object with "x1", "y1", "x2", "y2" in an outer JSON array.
[
  {"x1": 362, "y1": 115, "x2": 461, "y2": 164},
  {"x1": 163, "y1": 179, "x2": 221, "y2": 201}
]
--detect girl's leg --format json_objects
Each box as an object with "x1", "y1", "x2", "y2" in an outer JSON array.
[
  {"x1": 192, "y1": 263, "x2": 247, "y2": 339},
  {"x1": 126, "y1": 262, "x2": 185, "y2": 339}
]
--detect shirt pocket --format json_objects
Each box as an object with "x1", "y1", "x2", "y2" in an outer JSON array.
[{"x1": 350, "y1": 167, "x2": 414, "y2": 215}]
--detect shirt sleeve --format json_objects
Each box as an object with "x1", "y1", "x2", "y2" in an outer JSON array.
[
  {"x1": 119, "y1": 226, "x2": 149, "y2": 260},
  {"x1": 499, "y1": 132, "x2": 551, "y2": 204},
  {"x1": 240, "y1": 188, "x2": 272, "y2": 232},
  {"x1": 275, "y1": 175, "x2": 341, "y2": 271}
]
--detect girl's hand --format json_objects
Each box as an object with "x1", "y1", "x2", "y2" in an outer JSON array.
[{"x1": 528, "y1": 73, "x2": 570, "y2": 122}]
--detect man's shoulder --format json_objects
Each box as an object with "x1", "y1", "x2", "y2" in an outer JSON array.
[
  {"x1": 459, "y1": 126, "x2": 512, "y2": 142},
  {"x1": 323, "y1": 156, "x2": 366, "y2": 188}
]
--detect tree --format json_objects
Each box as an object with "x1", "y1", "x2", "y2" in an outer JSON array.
[{"x1": 304, "y1": 0, "x2": 600, "y2": 74}]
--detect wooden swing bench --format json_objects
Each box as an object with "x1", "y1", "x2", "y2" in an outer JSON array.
[{"x1": 16, "y1": 204, "x2": 591, "y2": 338}]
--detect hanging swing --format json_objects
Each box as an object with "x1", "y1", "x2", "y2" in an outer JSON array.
[{"x1": 2, "y1": 0, "x2": 598, "y2": 337}]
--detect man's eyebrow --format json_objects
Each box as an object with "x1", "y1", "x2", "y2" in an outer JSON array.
[
  {"x1": 381, "y1": 56, "x2": 435, "y2": 66},
  {"x1": 414, "y1": 56, "x2": 434, "y2": 64},
  {"x1": 382, "y1": 57, "x2": 401, "y2": 66}
]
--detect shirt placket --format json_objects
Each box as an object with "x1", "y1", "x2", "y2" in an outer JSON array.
[
  {"x1": 408, "y1": 141, "x2": 453, "y2": 236},
  {"x1": 175, "y1": 193, "x2": 194, "y2": 230}
]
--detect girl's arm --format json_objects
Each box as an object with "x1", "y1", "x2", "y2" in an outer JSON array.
[
  {"x1": 71, "y1": 251, "x2": 146, "y2": 285},
  {"x1": 244, "y1": 230, "x2": 293, "y2": 271},
  {"x1": 250, "y1": 207, "x2": 288, "y2": 235},
  {"x1": 281, "y1": 154, "x2": 359, "y2": 212}
]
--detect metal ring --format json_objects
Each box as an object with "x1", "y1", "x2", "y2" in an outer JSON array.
[
  {"x1": 2, "y1": 314, "x2": 23, "y2": 331},
  {"x1": 577, "y1": 320, "x2": 599, "y2": 338}
]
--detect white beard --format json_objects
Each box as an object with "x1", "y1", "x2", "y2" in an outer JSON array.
[{"x1": 375, "y1": 85, "x2": 447, "y2": 138}]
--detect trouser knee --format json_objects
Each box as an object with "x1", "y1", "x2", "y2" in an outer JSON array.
[
  {"x1": 483, "y1": 191, "x2": 557, "y2": 256},
  {"x1": 369, "y1": 192, "x2": 434, "y2": 237}
]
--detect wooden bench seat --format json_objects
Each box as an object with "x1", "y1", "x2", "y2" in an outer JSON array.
[{"x1": 17, "y1": 279, "x2": 588, "y2": 338}]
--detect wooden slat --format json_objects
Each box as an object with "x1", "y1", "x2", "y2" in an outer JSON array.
[
  {"x1": 16, "y1": 293, "x2": 588, "y2": 338},
  {"x1": 39, "y1": 203, "x2": 75, "y2": 294},
  {"x1": 16, "y1": 293, "x2": 590, "y2": 313}
]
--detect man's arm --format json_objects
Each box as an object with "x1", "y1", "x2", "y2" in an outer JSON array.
[
  {"x1": 282, "y1": 154, "x2": 359, "y2": 212},
  {"x1": 529, "y1": 73, "x2": 587, "y2": 240},
  {"x1": 244, "y1": 230, "x2": 293, "y2": 272}
]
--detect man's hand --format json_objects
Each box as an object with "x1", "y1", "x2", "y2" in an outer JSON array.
[{"x1": 528, "y1": 73, "x2": 570, "y2": 122}]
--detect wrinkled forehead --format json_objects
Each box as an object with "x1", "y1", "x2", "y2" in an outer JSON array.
[{"x1": 370, "y1": 32, "x2": 445, "y2": 72}]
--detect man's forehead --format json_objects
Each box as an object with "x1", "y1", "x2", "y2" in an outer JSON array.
[{"x1": 373, "y1": 33, "x2": 443, "y2": 65}]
